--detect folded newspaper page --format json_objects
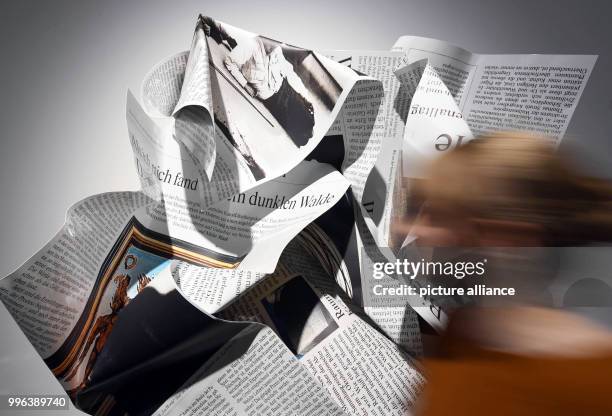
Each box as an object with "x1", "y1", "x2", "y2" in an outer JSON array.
[
  {"x1": 392, "y1": 36, "x2": 596, "y2": 141},
  {"x1": 0, "y1": 14, "x2": 596, "y2": 416}
]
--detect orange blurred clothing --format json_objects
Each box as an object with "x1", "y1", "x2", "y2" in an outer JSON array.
[{"x1": 417, "y1": 309, "x2": 612, "y2": 416}]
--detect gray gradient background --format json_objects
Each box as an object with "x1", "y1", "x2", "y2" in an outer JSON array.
[{"x1": 0, "y1": 0, "x2": 610, "y2": 413}]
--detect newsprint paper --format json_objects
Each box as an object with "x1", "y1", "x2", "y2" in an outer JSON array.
[{"x1": 0, "y1": 14, "x2": 595, "y2": 416}]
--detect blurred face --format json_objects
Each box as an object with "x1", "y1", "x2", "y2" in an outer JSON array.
[
  {"x1": 409, "y1": 210, "x2": 474, "y2": 247},
  {"x1": 409, "y1": 209, "x2": 545, "y2": 247},
  {"x1": 394, "y1": 136, "x2": 588, "y2": 248}
]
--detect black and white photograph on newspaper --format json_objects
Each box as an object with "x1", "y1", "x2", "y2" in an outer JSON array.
[{"x1": 201, "y1": 15, "x2": 345, "y2": 180}]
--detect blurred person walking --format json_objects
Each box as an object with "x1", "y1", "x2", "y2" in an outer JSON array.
[{"x1": 406, "y1": 134, "x2": 612, "y2": 415}]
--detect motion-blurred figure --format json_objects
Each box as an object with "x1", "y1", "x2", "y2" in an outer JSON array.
[{"x1": 407, "y1": 134, "x2": 612, "y2": 415}]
